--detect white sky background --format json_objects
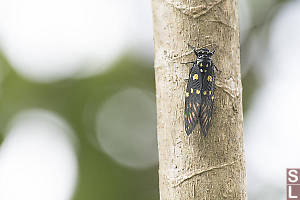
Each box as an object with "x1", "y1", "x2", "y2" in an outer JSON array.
[
  {"x1": 0, "y1": 0, "x2": 153, "y2": 81},
  {"x1": 0, "y1": 110, "x2": 78, "y2": 200},
  {"x1": 0, "y1": 0, "x2": 300, "y2": 199}
]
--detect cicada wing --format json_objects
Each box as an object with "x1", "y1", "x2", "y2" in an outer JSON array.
[
  {"x1": 199, "y1": 98, "x2": 213, "y2": 136},
  {"x1": 199, "y1": 65, "x2": 215, "y2": 136},
  {"x1": 184, "y1": 64, "x2": 202, "y2": 135},
  {"x1": 185, "y1": 97, "x2": 201, "y2": 135}
]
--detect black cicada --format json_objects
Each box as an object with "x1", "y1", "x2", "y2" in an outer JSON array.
[{"x1": 183, "y1": 45, "x2": 218, "y2": 136}]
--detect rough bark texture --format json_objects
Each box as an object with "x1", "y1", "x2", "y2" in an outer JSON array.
[{"x1": 152, "y1": 0, "x2": 246, "y2": 199}]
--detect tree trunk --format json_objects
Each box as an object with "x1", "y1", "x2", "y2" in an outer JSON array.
[{"x1": 152, "y1": 0, "x2": 246, "y2": 199}]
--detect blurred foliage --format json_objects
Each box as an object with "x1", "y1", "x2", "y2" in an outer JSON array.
[
  {"x1": 242, "y1": 67, "x2": 259, "y2": 113},
  {"x1": 240, "y1": 0, "x2": 292, "y2": 113},
  {"x1": 0, "y1": 51, "x2": 158, "y2": 200}
]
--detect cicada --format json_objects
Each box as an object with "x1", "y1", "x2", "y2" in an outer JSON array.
[{"x1": 183, "y1": 45, "x2": 218, "y2": 136}]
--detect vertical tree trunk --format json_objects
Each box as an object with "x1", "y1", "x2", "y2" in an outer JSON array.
[{"x1": 152, "y1": 0, "x2": 246, "y2": 199}]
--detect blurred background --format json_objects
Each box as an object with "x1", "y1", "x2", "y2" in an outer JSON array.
[{"x1": 0, "y1": 0, "x2": 299, "y2": 199}]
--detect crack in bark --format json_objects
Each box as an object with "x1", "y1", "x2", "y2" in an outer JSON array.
[
  {"x1": 215, "y1": 78, "x2": 241, "y2": 98},
  {"x1": 200, "y1": 20, "x2": 236, "y2": 30},
  {"x1": 165, "y1": 0, "x2": 225, "y2": 18},
  {"x1": 171, "y1": 161, "x2": 236, "y2": 187}
]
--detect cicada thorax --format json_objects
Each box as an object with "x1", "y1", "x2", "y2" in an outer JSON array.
[{"x1": 197, "y1": 59, "x2": 212, "y2": 73}]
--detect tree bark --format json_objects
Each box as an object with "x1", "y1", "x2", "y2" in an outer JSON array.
[{"x1": 152, "y1": 0, "x2": 246, "y2": 199}]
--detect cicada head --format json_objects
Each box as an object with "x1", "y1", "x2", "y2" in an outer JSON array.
[{"x1": 196, "y1": 48, "x2": 215, "y2": 58}]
